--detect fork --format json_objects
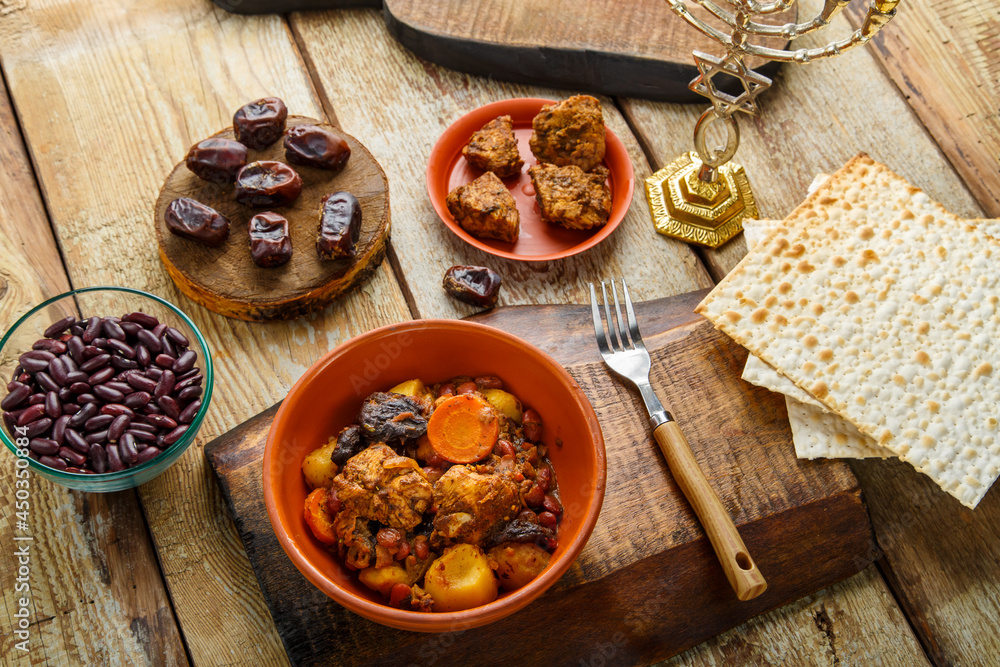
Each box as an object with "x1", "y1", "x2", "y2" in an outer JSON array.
[{"x1": 590, "y1": 279, "x2": 767, "y2": 601}]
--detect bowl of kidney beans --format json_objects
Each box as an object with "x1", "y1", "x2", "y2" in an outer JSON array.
[{"x1": 0, "y1": 287, "x2": 213, "y2": 491}]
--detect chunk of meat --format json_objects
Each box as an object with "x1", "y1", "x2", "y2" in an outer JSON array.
[
  {"x1": 432, "y1": 465, "x2": 520, "y2": 548},
  {"x1": 446, "y1": 172, "x2": 520, "y2": 243},
  {"x1": 462, "y1": 115, "x2": 524, "y2": 178},
  {"x1": 359, "y1": 392, "x2": 428, "y2": 444},
  {"x1": 332, "y1": 509, "x2": 375, "y2": 570},
  {"x1": 529, "y1": 164, "x2": 611, "y2": 230},
  {"x1": 334, "y1": 444, "x2": 434, "y2": 529},
  {"x1": 529, "y1": 95, "x2": 606, "y2": 172}
]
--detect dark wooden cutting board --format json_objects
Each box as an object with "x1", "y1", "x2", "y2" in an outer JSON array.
[
  {"x1": 211, "y1": 0, "x2": 793, "y2": 101},
  {"x1": 204, "y1": 290, "x2": 877, "y2": 666}
]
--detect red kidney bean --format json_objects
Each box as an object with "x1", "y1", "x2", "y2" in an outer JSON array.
[
  {"x1": 494, "y1": 439, "x2": 516, "y2": 458},
  {"x1": 59, "y1": 446, "x2": 87, "y2": 467},
  {"x1": 536, "y1": 466, "x2": 552, "y2": 493},
  {"x1": 538, "y1": 511, "x2": 558, "y2": 529},
  {"x1": 175, "y1": 374, "x2": 202, "y2": 391},
  {"x1": 34, "y1": 339, "x2": 67, "y2": 354},
  {"x1": 108, "y1": 415, "x2": 130, "y2": 442},
  {"x1": 110, "y1": 356, "x2": 139, "y2": 371},
  {"x1": 69, "y1": 325, "x2": 84, "y2": 338},
  {"x1": 474, "y1": 376, "x2": 504, "y2": 389},
  {"x1": 62, "y1": 355, "x2": 79, "y2": 374},
  {"x1": 163, "y1": 425, "x2": 188, "y2": 445},
  {"x1": 69, "y1": 382, "x2": 92, "y2": 395},
  {"x1": 87, "y1": 367, "x2": 115, "y2": 385},
  {"x1": 19, "y1": 357, "x2": 49, "y2": 373},
  {"x1": 80, "y1": 345, "x2": 102, "y2": 360},
  {"x1": 39, "y1": 455, "x2": 68, "y2": 471},
  {"x1": 154, "y1": 354, "x2": 175, "y2": 369},
  {"x1": 135, "y1": 446, "x2": 162, "y2": 464},
  {"x1": 517, "y1": 509, "x2": 539, "y2": 524},
  {"x1": 101, "y1": 404, "x2": 135, "y2": 419},
  {"x1": 28, "y1": 393, "x2": 46, "y2": 406},
  {"x1": 80, "y1": 354, "x2": 111, "y2": 373},
  {"x1": 124, "y1": 392, "x2": 151, "y2": 409},
  {"x1": 106, "y1": 444, "x2": 124, "y2": 472},
  {"x1": 542, "y1": 494, "x2": 562, "y2": 515},
  {"x1": 165, "y1": 327, "x2": 189, "y2": 347},
  {"x1": 25, "y1": 419, "x2": 52, "y2": 438},
  {"x1": 94, "y1": 385, "x2": 125, "y2": 403},
  {"x1": 103, "y1": 318, "x2": 126, "y2": 341},
  {"x1": 128, "y1": 422, "x2": 156, "y2": 434},
  {"x1": 78, "y1": 393, "x2": 100, "y2": 405},
  {"x1": 93, "y1": 337, "x2": 111, "y2": 350},
  {"x1": 126, "y1": 373, "x2": 157, "y2": 393},
  {"x1": 17, "y1": 404, "x2": 46, "y2": 426},
  {"x1": 1, "y1": 384, "x2": 30, "y2": 410},
  {"x1": 172, "y1": 350, "x2": 197, "y2": 374},
  {"x1": 2, "y1": 411, "x2": 17, "y2": 432},
  {"x1": 145, "y1": 414, "x2": 177, "y2": 430},
  {"x1": 44, "y1": 316, "x2": 76, "y2": 339},
  {"x1": 456, "y1": 381, "x2": 478, "y2": 395},
  {"x1": 44, "y1": 391, "x2": 62, "y2": 419},
  {"x1": 136, "y1": 329, "x2": 162, "y2": 354},
  {"x1": 176, "y1": 386, "x2": 202, "y2": 402},
  {"x1": 154, "y1": 370, "x2": 175, "y2": 399},
  {"x1": 29, "y1": 438, "x2": 59, "y2": 456},
  {"x1": 178, "y1": 399, "x2": 201, "y2": 424},
  {"x1": 52, "y1": 415, "x2": 71, "y2": 445},
  {"x1": 104, "y1": 382, "x2": 132, "y2": 395},
  {"x1": 523, "y1": 409, "x2": 543, "y2": 442},
  {"x1": 145, "y1": 367, "x2": 163, "y2": 380},
  {"x1": 66, "y1": 368, "x2": 90, "y2": 384},
  {"x1": 177, "y1": 367, "x2": 200, "y2": 380},
  {"x1": 152, "y1": 323, "x2": 168, "y2": 337},
  {"x1": 85, "y1": 429, "x2": 109, "y2": 444},
  {"x1": 62, "y1": 403, "x2": 80, "y2": 415},
  {"x1": 143, "y1": 403, "x2": 163, "y2": 415},
  {"x1": 68, "y1": 403, "x2": 98, "y2": 427},
  {"x1": 82, "y1": 316, "x2": 102, "y2": 343},
  {"x1": 523, "y1": 482, "x2": 545, "y2": 508},
  {"x1": 119, "y1": 433, "x2": 138, "y2": 465},
  {"x1": 67, "y1": 336, "x2": 86, "y2": 363},
  {"x1": 106, "y1": 339, "x2": 135, "y2": 359},
  {"x1": 160, "y1": 336, "x2": 177, "y2": 358},
  {"x1": 157, "y1": 396, "x2": 180, "y2": 420},
  {"x1": 88, "y1": 444, "x2": 108, "y2": 473},
  {"x1": 58, "y1": 387, "x2": 73, "y2": 403},
  {"x1": 135, "y1": 344, "x2": 151, "y2": 368},
  {"x1": 120, "y1": 321, "x2": 142, "y2": 337},
  {"x1": 21, "y1": 350, "x2": 56, "y2": 364},
  {"x1": 36, "y1": 372, "x2": 61, "y2": 393},
  {"x1": 85, "y1": 414, "x2": 114, "y2": 431},
  {"x1": 126, "y1": 429, "x2": 157, "y2": 442},
  {"x1": 125, "y1": 312, "x2": 159, "y2": 328}
]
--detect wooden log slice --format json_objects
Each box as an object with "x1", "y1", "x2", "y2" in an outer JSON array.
[{"x1": 155, "y1": 116, "x2": 389, "y2": 321}]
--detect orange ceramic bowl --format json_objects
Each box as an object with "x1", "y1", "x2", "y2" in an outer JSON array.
[{"x1": 263, "y1": 319, "x2": 606, "y2": 632}]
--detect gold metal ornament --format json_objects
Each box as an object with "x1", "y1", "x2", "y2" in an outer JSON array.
[{"x1": 647, "y1": 0, "x2": 901, "y2": 247}]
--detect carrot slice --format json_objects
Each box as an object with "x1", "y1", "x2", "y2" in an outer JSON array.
[
  {"x1": 304, "y1": 487, "x2": 337, "y2": 545},
  {"x1": 426, "y1": 394, "x2": 500, "y2": 464}
]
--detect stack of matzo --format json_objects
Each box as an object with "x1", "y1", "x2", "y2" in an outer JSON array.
[{"x1": 696, "y1": 155, "x2": 1000, "y2": 509}]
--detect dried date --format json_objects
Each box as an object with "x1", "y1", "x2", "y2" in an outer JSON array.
[
  {"x1": 316, "y1": 191, "x2": 361, "y2": 260},
  {"x1": 442, "y1": 265, "x2": 502, "y2": 309},
  {"x1": 233, "y1": 97, "x2": 288, "y2": 150},
  {"x1": 235, "y1": 161, "x2": 303, "y2": 207},
  {"x1": 185, "y1": 138, "x2": 248, "y2": 184},
  {"x1": 284, "y1": 125, "x2": 351, "y2": 171},
  {"x1": 164, "y1": 198, "x2": 230, "y2": 247},
  {"x1": 248, "y1": 212, "x2": 292, "y2": 268}
]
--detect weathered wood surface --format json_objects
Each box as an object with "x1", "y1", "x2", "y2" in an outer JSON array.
[
  {"x1": 620, "y1": 11, "x2": 985, "y2": 282},
  {"x1": 0, "y1": 76, "x2": 188, "y2": 666},
  {"x1": 0, "y1": 1, "x2": 410, "y2": 665},
  {"x1": 846, "y1": 0, "x2": 1000, "y2": 218},
  {"x1": 623, "y1": 11, "x2": 998, "y2": 665},
  {"x1": 156, "y1": 116, "x2": 390, "y2": 321},
  {"x1": 205, "y1": 293, "x2": 878, "y2": 665},
  {"x1": 289, "y1": 8, "x2": 714, "y2": 320}
]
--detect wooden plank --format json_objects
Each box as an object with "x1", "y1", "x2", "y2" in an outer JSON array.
[
  {"x1": 846, "y1": 0, "x2": 1000, "y2": 217},
  {"x1": 0, "y1": 1, "x2": 412, "y2": 664},
  {"x1": 623, "y1": 11, "x2": 996, "y2": 664},
  {"x1": 0, "y1": 75, "x2": 188, "y2": 665},
  {"x1": 204, "y1": 293, "x2": 879, "y2": 665},
  {"x1": 667, "y1": 567, "x2": 930, "y2": 666},
  {"x1": 619, "y1": 11, "x2": 985, "y2": 282},
  {"x1": 288, "y1": 8, "x2": 714, "y2": 321}
]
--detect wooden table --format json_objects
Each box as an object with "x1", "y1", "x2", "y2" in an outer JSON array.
[{"x1": 0, "y1": 1, "x2": 997, "y2": 665}]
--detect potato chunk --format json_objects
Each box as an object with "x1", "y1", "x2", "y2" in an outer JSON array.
[
  {"x1": 481, "y1": 388, "x2": 523, "y2": 424},
  {"x1": 359, "y1": 562, "x2": 410, "y2": 597},
  {"x1": 301, "y1": 438, "x2": 339, "y2": 489},
  {"x1": 423, "y1": 544, "x2": 499, "y2": 612},
  {"x1": 489, "y1": 542, "x2": 551, "y2": 591}
]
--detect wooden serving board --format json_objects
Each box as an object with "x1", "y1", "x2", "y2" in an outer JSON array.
[
  {"x1": 211, "y1": 0, "x2": 793, "y2": 102},
  {"x1": 204, "y1": 291, "x2": 877, "y2": 665},
  {"x1": 155, "y1": 116, "x2": 389, "y2": 321}
]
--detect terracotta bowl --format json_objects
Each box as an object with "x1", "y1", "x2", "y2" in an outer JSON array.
[{"x1": 263, "y1": 319, "x2": 606, "y2": 632}]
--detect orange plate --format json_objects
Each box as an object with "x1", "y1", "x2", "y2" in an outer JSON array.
[
  {"x1": 263, "y1": 319, "x2": 607, "y2": 632},
  {"x1": 427, "y1": 98, "x2": 635, "y2": 262}
]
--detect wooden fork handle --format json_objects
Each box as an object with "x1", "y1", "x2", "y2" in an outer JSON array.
[{"x1": 654, "y1": 420, "x2": 767, "y2": 601}]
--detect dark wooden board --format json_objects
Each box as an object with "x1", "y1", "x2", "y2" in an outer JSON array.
[
  {"x1": 211, "y1": 0, "x2": 792, "y2": 102},
  {"x1": 204, "y1": 291, "x2": 877, "y2": 665},
  {"x1": 155, "y1": 116, "x2": 389, "y2": 321}
]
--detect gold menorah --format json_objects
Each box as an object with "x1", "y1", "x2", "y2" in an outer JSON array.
[{"x1": 646, "y1": 0, "x2": 901, "y2": 247}]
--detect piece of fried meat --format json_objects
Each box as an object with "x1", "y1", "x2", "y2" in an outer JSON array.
[
  {"x1": 446, "y1": 171, "x2": 520, "y2": 243},
  {"x1": 529, "y1": 163, "x2": 611, "y2": 231},
  {"x1": 462, "y1": 115, "x2": 524, "y2": 178},
  {"x1": 529, "y1": 95, "x2": 606, "y2": 172}
]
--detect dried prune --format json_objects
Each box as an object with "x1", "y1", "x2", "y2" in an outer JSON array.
[
  {"x1": 248, "y1": 212, "x2": 292, "y2": 268},
  {"x1": 233, "y1": 97, "x2": 288, "y2": 150},
  {"x1": 316, "y1": 191, "x2": 361, "y2": 260},
  {"x1": 235, "y1": 161, "x2": 303, "y2": 207},
  {"x1": 185, "y1": 138, "x2": 248, "y2": 184},
  {"x1": 164, "y1": 198, "x2": 230, "y2": 247},
  {"x1": 284, "y1": 125, "x2": 351, "y2": 171},
  {"x1": 443, "y1": 265, "x2": 502, "y2": 309}
]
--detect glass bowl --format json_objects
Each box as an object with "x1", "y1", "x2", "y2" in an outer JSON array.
[{"x1": 0, "y1": 287, "x2": 214, "y2": 491}]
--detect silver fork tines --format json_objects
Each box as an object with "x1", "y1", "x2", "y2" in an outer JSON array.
[{"x1": 589, "y1": 279, "x2": 672, "y2": 427}]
